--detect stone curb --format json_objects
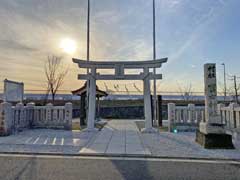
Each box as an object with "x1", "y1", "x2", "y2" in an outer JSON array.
[{"x1": 0, "y1": 151, "x2": 240, "y2": 162}]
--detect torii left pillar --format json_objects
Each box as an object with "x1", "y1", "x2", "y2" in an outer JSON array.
[{"x1": 87, "y1": 67, "x2": 98, "y2": 131}]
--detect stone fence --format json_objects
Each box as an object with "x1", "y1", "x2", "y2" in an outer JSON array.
[
  {"x1": 0, "y1": 102, "x2": 72, "y2": 136},
  {"x1": 168, "y1": 103, "x2": 240, "y2": 134},
  {"x1": 219, "y1": 103, "x2": 240, "y2": 130},
  {"x1": 168, "y1": 103, "x2": 205, "y2": 132}
]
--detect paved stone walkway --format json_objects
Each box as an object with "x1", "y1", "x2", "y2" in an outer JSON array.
[
  {"x1": 0, "y1": 120, "x2": 240, "y2": 160},
  {"x1": 80, "y1": 120, "x2": 151, "y2": 155},
  {"x1": 0, "y1": 129, "x2": 96, "y2": 154}
]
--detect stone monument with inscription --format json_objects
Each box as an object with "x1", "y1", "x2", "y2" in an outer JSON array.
[{"x1": 196, "y1": 63, "x2": 234, "y2": 149}]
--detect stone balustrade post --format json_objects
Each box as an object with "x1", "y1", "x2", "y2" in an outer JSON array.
[
  {"x1": 52, "y1": 108, "x2": 58, "y2": 125},
  {"x1": 26, "y1": 102, "x2": 35, "y2": 128},
  {"x1": 0, "y1": 102, "x2": 12, "y2": 136},
  {"x1": 188, "y1": 104, "x2": 195, "y2": 123},
  {"x1": 16, "y1": 103, "x2": 24, "y2": 130},
  {"x1": 168, "y1": 103, "x2": 176, "y2": 132},
  {"x1": 217, "y1": 103, "x2": 225, "y2": 124},
  {"x1": 217, "y1": 103, "x2": 225, "y2": 115},
  {"x1": 46, "y1": 103, "x2": 53, "y2": 126},
  {"x1": 176, "y1": 110, "x2": 180, "y2": 123},
  {"x1": 229, "y1": 103, "x2": 239, "y2": 129},
  {"x1": 64, "y1": 102, "x2": 72, "y2": 130}
]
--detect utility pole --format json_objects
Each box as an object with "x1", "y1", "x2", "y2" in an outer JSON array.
[
  {"x1": 221, "y1": 63, "x2": 227, "y2": 103},
  {"x1": 87, "y1": 0, "x2": 90, "y2": 63},
  {"x1": 228, "y1": 74, "x2": 239, "y2": 104},
  {"x1": 152, "y1": 0, "x2": 157, "y2": 126},
  {"x1": 233, "y1": 75, "x2": 239, "y2": 104},
  {"x1": 86, "y1": 0, "x2": 91, "y2": 121}
]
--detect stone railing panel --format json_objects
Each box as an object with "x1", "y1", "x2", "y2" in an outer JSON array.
[
  {"x1": 168, "y1": 103, "x2": 205, "y2": 132},
  {"x1": 220, "y1": 103, "x2": 240, "y2": 130},
  {"x1": 32, "y1": 103, "x2": 72, "y2": 129},
  {"x1": 169, "y1": 102, "x2": 240, "y2": 133},
  {"x1": 0, "y1": 102, "x2": 73, "y2": 136}
]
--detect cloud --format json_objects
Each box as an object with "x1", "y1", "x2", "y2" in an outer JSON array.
[
  {"x1": 0, "y1": 0, "x2": 237, "y2": 92},
  {"x1": 167, "y1": 1, "x2": 227, "y2": 64},
  {"x1": 191, "y1": 64, "x2": 196, "y2": 68},
  {"x1": 0, "y1": 40, "x2": 38, "y2": 52}
]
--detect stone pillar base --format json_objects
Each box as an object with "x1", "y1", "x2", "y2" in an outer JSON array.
[
  {"x1": 141, "y1": 127, "x2": 158, "y2": 133},
  {"x1": 199, "y1": 122, "x2": 225, "y2": 134},
  {"x1": 195, "y1": 130, "x2": 235, "y2": 149}
]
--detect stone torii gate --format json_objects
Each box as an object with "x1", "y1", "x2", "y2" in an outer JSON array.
[{"x1": 73, "y1": 58, "x2": 168, "y2": 133}]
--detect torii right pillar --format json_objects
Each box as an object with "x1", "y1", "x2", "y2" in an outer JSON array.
[
  {"x1": 196, "y1": 63, "x2": 234, "y2": 149},
  {"x1": 141, "y1": 67, "x2": 158, "y2": 133}
]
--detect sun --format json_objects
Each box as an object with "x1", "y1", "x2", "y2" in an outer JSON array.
[{"x1": 60, "y1": 38, "x2": 77, "y2": 54}]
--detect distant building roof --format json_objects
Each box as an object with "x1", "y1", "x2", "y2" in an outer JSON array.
[{"x1": 72, "y1": 82, "x2": 108, "y2": 97}]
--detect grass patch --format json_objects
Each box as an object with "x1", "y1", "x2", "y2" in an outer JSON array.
[
  {"x1": 95, "y1": 123, "x2": 105, "y2": 131},
  {"x1": 135, "y1": 120, "x2": 168, "y2": 132},
  {"x1": 135, "y1": 121, "x2": 144, "y2": 131},
  {"x1": 72, "y1": 120, "x2": 107, "y2": 131},
  {"x1": 158, "y1": 126, "x2": 168, "y2": 132},
  {"x1": 72, "y1": 121, "x2": 86, "y2": 131}
]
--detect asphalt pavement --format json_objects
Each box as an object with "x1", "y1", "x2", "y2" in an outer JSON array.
[{"x1": 0, "y1": 154, "x2": 239, "y2": 180}]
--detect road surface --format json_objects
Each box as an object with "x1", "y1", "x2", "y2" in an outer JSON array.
[{"x1": 0, "y1": 154, "x2": 239, "y2": 180}]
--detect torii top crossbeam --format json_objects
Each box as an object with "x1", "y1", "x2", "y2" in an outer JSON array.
[
  {"x1": 73, "y1": 58, "x2": 167, "y2": 69},
  {"x1": 72, "y1": 58, "x2": 168, "y2": 80}
]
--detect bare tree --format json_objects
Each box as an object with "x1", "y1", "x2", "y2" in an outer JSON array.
[
  {"x1": 177, "y1": 83, "x2": 194, "y2": 102},
  {"x1": 133, "y1": 83, "x2": 141, "y2": 93},
  {"x1": 44, "y1": 55, "x2": 68, "y2": 103}
]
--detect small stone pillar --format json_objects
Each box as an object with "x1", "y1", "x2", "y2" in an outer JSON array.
[
  {"x1": 26, "y1": 102, "x2": 35, "y2": 128},
  {"x1": 141, "y1": 68, "x2": 158, "y2": 133},
  {"x1": 0, "y1": 102, "x2": 12, "y2": 136},
  {"x1": 196, "y1": 63, "x2": 234, "y2": 149},
  {"x1": 168, "y1": 103, "x2": 175, "y2": 132},
  {"x1": 64, "y1": 102, "x2": 72, "y2": 130}
]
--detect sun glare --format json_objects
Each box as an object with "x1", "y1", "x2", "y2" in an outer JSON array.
[{"x1": 60, "y1": 38, "x2": 77, "y2": 54}]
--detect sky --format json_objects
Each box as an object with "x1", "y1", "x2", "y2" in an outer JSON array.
[{"x1": 0, "y1": 0, "x2": 240, "y2": 94}]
